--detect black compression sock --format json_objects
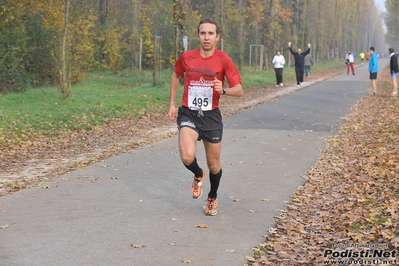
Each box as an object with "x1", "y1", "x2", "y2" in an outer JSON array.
[
  {"x1": 208, "y1": 169, "x2": 222, "y2": 199},
  {"x1": 184, "y1": 157, "x2": 203, "y2": 177}
]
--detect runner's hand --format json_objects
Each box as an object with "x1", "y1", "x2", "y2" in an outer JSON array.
[
  {"x1": 214, "y1": 77, "x2": 223, "y2": 95},
  {"x1": 168, "y1": 105, "x2": 177, "y2": 121}
]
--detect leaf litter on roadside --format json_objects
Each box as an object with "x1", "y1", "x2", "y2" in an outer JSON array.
[{"x1": 244, "y1": 68, "x2": 399, "y2": 265}]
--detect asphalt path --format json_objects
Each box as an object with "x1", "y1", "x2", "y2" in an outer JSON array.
[{"x1": 0, "y1": 59, "x2": 388, "y2": 266}]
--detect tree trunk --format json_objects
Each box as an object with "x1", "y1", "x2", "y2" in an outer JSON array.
[
  {"x1": 262, "y1": 0, "x2": 274, "y2": 71},
  {"x1": 172, "y1": 0, "x2": 185, "y2": 61},
  {"x1": 131, "y1": 0, "x2": 140, "y2": 69},
  {"x1": 238, "y1": 0, "x2": 245, "y2": 71},
  {"x1": 98, "y1": 0, "x2": 108, "y2": 61},
  {"x1": 61, "y1": 0, "x2": 70, "y2": 99}
]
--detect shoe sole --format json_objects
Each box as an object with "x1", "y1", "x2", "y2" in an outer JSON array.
[{"x1": 206, "y1": 211, "x2": 217, "y2": 216}]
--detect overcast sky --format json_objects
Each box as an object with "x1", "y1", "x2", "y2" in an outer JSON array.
[
  {"x1": 373, "y1": 0, "x2": 387, "y2": 32},
  {"x1": 374, "y1": 0, "x2": 386, "y2": 12}
]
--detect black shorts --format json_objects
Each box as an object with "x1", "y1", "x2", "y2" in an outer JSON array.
[
  {"x1": 177, "y1": 106, "x2": 223, "y2": 143},
  {"x1": 369, "y1": 72, "x2": 377, "y2": 80}
]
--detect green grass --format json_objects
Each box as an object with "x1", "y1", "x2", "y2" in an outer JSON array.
[
  {"x1": 0, "y1": 61, "x2": 344, "y2": 142},
  {"x1": 242, "y1": 60, "x2": 343, "y2": 89},
  {"x1": 241, "y1": 66, "x2": 295, "y2": 89}
]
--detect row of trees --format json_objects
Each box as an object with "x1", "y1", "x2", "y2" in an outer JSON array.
[
  {"x1": 0, "y1": 0, "x2": 385, "y2": 96},
  {"x1": 384, "y1": 0, "x2": 399, "y2": 51}
]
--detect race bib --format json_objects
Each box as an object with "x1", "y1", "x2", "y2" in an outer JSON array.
[{"x1": 188, "y1": 86, "x2": 213, "y2": 111}]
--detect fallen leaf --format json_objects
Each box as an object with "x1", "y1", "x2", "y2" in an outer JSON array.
[
  {"x1": 195, "y1": 224, "x2": 208, "y2": 228},
  {"x1": 245, "y1": 255, "x2": 256, "y2": 262},
  {"x1": 130, "y1": 244, "x2": 145, "y2": 248}
]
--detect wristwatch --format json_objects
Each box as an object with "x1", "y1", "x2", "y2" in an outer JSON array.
[{"x1": 222, "y1": 87, "x2": 227, "y2": 95}]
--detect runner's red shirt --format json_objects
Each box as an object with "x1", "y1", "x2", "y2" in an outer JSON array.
[{"x1": 174, "y1": 48, "x2": 242, "y2": 110}]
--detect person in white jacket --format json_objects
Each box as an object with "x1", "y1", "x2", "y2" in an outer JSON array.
[
  {"x1": 272, "y1": 50, "x2": 285, "y2": 86},
  {"x1": 345, "y1": 51, "x2": 355, "y2": 75}
]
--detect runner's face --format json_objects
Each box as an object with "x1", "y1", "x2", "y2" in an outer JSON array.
[{"x1": 197, "y1": 23, "x2": 220, "y2": 51}]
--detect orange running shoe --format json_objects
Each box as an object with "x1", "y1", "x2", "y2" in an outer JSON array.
[
  {"x1": 205, "y1": 197, "x2": 218, "y2": 216},
  {"x1": 191, "y1": 169, "x2": 206, "y2": 199}
]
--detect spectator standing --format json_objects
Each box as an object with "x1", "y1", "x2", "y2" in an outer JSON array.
[
  {"x1": 304, "y1": 53, "x2": 313, "y2": 78},
  {"x1": 368, "y1": 46, "x2": 378, "y2": 95},
  {"x1": 272, "y1": 50, "x2": 285, "y2": 86},
  {"x1": 389, "y1": 47, "x2": 398, "y2": 97},
  {"x1": 288, "y1": 42, "x2": 311, "y2": 87},
  {"x1": 345, "y1": 51, "x2": 355, "y2": 75}
]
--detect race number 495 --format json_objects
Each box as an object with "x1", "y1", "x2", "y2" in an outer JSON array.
[{"x1": 191, "y1": 97, "x2": 209, "y2": 108}]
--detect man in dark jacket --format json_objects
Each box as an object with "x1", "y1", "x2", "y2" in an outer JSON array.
[
  {"x1": 389, "y1": 47, "x2": 398, "y2": 97},
  {"x1": 288, "y1": 42, "x2": 311, "y2": 87}
]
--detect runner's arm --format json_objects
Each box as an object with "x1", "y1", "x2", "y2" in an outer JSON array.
[
  {"x1": 168, "y1": 71, "x2": 180, "y2": 120},
  {"x1": 223, "y1": 83, "x2": 243, "y2": 97}
]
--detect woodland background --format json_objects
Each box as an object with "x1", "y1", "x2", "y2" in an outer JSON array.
[
  {"x1": 0, "y1": 0, "x2": 396, "y2": 97},
  {"x1": 1, "y1": 2, "x2": 399, "y2": 263}
]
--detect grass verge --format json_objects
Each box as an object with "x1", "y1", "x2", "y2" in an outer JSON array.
[{"x1": 0, "y1": 60, "x2": 343, "y2": 143}]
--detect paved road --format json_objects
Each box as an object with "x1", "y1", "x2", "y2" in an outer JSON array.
[{"x1": 0, "y1": 60, "x2": 387, "y2": 266}]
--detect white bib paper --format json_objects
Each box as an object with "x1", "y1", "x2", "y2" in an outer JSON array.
[{"x1": 188, "y1": 86, "x2": 213, "y2": 111}]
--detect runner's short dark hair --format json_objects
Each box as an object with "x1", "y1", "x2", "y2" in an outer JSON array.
[
  {"x1": 198, "y1": 18, "x2": 220, "y2": 35},
  {"x1": 369, "y1": 46, "x2": 375, "y2": 52}
]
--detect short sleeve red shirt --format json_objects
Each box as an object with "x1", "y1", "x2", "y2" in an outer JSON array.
[{"x1": 174, "y1": 48, "x2": 242, "y2": 110}]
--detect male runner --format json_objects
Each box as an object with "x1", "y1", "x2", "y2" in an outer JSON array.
[{"x1": 168, "y1": 18, "x2": 243, "y2": 216}]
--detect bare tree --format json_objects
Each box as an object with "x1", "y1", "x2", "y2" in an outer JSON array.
[
  {"x1": 131, "y1": 0, "x2": 140, "y2": 69},
  {"x1": 172, "y1": 0, "x2": 185, "y2": 60},
  {"x1": 61, "y1": 0, "x2": 71, "y2": 99}
]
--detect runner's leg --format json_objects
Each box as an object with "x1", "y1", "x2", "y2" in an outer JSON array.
[
  {"x1": 179, "y1": 127, "x2": 202, "y2": 177},
  {"x1": 203, "y1": 141, "x2": 222, "y2": 198}
]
